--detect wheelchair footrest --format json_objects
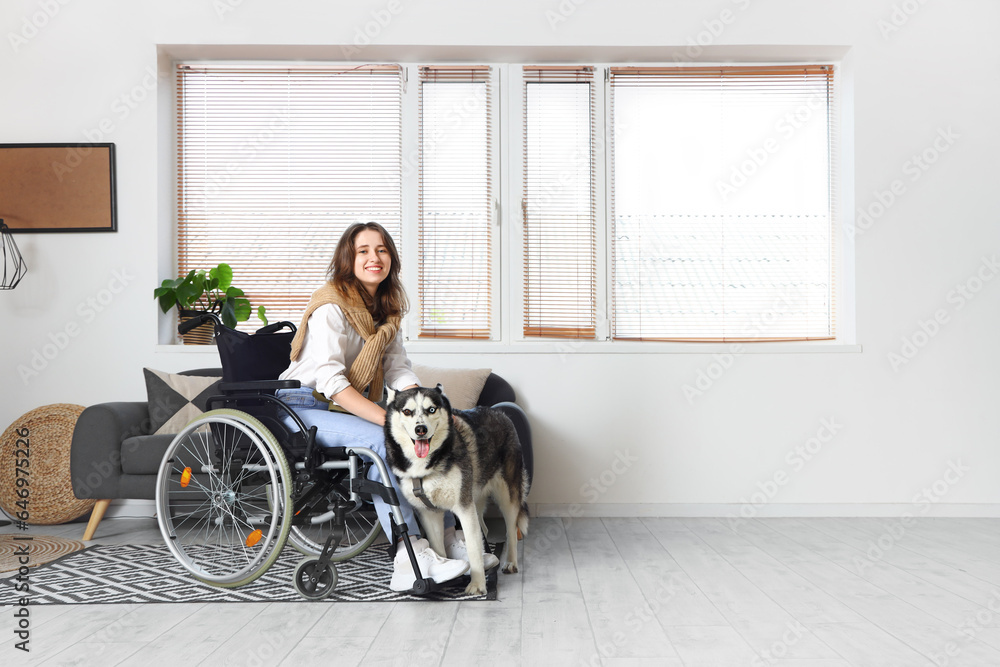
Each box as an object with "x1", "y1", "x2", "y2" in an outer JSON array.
[{"x1": 407, "y1": 576, "x2": 440, "y2": 596}]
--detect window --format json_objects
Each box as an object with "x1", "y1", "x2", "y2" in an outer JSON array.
[
  {"x1": 175, "y1": 64, "x2": 403, "y2": 328},
  {"x1": 521, "y1": 66, "x2": 597, "y2": 339},
  {"x1": 609, "y1": 66, "x2": 836, "y2": 341},
  {"x1": 172, "y1": 61, "x2": 841, "y2": 345},
  {"x1": 417, "y1": 66, "x2": 496, "y2": 339}
]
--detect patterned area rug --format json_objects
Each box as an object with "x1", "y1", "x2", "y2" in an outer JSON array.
[
  {"x1": 0, "y1": 542, "x2": 499, "y2": 605},
  {"x1": 0, "y1": 534, "x2": 86, "y2": 572}
]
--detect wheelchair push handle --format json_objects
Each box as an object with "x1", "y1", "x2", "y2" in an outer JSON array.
[
  {"x1": 255, "y1": 321, "x2": 297, "y2": 335},
  {"x1": 177, "y1": 311, "x2": 221, "y2": 335},
  {"x1": 177, "y1": 313, "x2": 297, "y2": 336}
]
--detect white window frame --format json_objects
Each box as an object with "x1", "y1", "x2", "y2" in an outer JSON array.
[
  {"x1": 408, "y1": 61, "x2": 853, "y2": 353},
  {"x1": 401, "y1": 64, "x2": 502, "y2": 343},
  {"x1": 163, "y1": 57, "x2": 857, "y2": 354},
  {"x1": 507, "y1": 64, "x2": 611, "y2": 343}
]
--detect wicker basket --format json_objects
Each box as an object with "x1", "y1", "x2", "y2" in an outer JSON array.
[
  {"x1": 0, "y1": 404, "x2": 95, "y2": 525},
  {"x1": 0, "y1": 534, "x2": 86, "y2": 570},
  {"x1": 179, "y1": 310, "x2": 216, "y2": 345}
]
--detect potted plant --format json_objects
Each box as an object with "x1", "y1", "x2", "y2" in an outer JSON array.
[{"x1": 154, "y1": 263, "x2": 267, "y2": 344}]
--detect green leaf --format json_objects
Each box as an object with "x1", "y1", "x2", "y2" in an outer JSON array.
[
  {"x1": 176, "y1": 282, "x2": 200, "y2": 308},
  {"x1": 212, "y1": 263, "x2": 233, "y2": 291},
  {"x1": 189, "y1": 272, "x2": 205, "y2": 296},
  {"x1": 220, "y1": 300, "x2": 237, "y2": 329},
  {"x1": 157, "y1": 264, "x2": 260, "y2": 326},
  {"x1": 157, "y1": 292, "x2": 176, "y2": 313},
  {"x1": 233, "y1": 298, "x2": 251, "y2": 322}
]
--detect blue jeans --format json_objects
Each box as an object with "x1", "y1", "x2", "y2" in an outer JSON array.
[{"x1": 275, "y1": 387, "x2": 453, "y2": 541}]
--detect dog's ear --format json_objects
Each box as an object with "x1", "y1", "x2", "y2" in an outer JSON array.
[
  {"x1": 435, "y1": 386, "x2": 452, "y2": 414},
  {"x1": 386, "y1": 386, "x2": 397, "y2": 403}
]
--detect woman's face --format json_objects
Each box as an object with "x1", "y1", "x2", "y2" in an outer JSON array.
[{"x1": 352, "y1": 228, "x2": 391, "y2": 297}]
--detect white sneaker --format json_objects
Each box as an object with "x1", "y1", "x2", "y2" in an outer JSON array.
[
  {"x1": 389, "y1": 538, "x2": 470, "y2": 592},
  {"x1": 446, "y1": 530, "x2": 500, "y2": 570}
]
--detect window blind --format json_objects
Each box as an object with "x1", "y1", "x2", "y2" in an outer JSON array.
[
  {"x1": 176, "y1": 64, "x2": 403, "y2": 331},
  {"x1": 610, "y1": 65, "x2": 837, "y2": 342},
  {"x1": 417, "y1": 66, "x2": 494, "y2": 339},
  {"x1": 522, "y1": 66, "x2": 597, "y2": 339}
]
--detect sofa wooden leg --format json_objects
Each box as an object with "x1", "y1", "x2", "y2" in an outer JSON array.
[{"x1": 82, "y1": 499, "x2": 111, "y2": 541}]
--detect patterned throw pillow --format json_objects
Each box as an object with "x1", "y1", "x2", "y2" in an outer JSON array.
[{"x1": 143, "y1": 369, "x2": 222, "y2": 435}]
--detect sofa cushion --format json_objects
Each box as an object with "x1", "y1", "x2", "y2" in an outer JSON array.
[
  {"x1": 143, "y1": 368, "x2": 222, "y2": 434},
  {"x1": 120, "y1": 434, "x2": 177, "y2": 475},
  {"x1": 410, "y1": 364, "x2": 492, "y2": 411}
]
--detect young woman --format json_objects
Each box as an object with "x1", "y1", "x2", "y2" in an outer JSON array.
[{"x1": 277, "y1": 222, "x2": 478, "y2": 591}]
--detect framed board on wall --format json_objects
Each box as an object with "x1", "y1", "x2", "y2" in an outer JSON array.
[{"x1": 0, "y1": 143, "x2": 117, "y2": 233}]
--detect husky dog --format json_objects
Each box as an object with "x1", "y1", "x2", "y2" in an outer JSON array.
[{"x1": 384, "y1": 385, "x2": 529, "y2": 595}]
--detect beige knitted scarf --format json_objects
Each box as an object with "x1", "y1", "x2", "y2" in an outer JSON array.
[{"x1": 289, "y1": 283, "x2": 400, "y2": 404}]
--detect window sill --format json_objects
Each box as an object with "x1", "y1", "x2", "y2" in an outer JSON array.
[
  {"x1": 403, "y1": 340, "x2": 863, "y2": 354},
  {"x1": 154, "y1": 344, "x2": 222, "y2": 355},
  {"x1": 154, "y1": 341, "x2": 862, "y2": 355}
]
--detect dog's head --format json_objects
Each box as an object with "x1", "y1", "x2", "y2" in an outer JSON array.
[{"x1": 386, "y1": 384, "x2": 452, "y2": 460}]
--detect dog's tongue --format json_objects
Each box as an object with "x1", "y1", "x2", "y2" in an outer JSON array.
[{"x1": 415, "y1": 439, "x2": 430, "y2": 458}]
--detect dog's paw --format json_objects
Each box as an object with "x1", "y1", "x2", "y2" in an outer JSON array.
[
  {"x1": 465, "y1": 579, "x2": 487, "y2": 596},
  {"x1": 502, "y1": 562, "x2": 519, "y2": 574}
]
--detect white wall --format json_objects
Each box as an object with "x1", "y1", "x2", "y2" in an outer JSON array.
[{"x1": 2, "y1": 0, "x2": 998, "y2": 517}]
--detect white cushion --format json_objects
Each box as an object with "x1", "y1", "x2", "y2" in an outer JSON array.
[{"x1": 410, "y1": 364, "x2": 492, "y2": 411}]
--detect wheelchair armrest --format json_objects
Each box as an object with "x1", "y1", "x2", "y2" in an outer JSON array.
[{"x1": 219, "y1": 379, "x2": 301, "y2": 393}]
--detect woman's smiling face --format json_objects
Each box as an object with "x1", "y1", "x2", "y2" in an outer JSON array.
[{"x1": 353, "y1": 228, "x2": 391, "y2": 296}]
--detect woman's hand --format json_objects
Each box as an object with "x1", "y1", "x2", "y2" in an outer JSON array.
[
  {"x1": 330, "y1": 385, "x2": 387, "y2": 426},
  {"x1": 331, "y1": 384, "x2": 418, "y2": 426}
]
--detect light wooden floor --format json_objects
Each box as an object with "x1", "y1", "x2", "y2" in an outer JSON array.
[{"x1": 3, "y1": 516, "x2": 1000, "y2": 666}]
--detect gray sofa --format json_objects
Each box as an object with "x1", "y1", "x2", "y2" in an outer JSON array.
[{"x1": 70, "y1": 369, "x2": 532, "y2": 540}]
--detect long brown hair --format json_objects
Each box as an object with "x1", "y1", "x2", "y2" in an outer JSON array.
[{"x1": 327, "y1": 222, "x2": 408, "y2": 322}]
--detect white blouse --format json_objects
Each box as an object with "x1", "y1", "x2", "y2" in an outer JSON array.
[{"x1": 279, "y1": 304, "x2": 419, "y2": 402}]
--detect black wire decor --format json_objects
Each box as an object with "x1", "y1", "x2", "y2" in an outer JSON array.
[{"x1": 1, "y1": 219, "x2": 27, "y2": 290}]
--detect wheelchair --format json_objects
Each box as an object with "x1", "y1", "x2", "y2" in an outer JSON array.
[{"x1": 154, "y1": 313, "x2": 448, "y2": 600}]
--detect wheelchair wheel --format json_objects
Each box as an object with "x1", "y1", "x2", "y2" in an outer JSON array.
[
  {"x1": 288, "y1": 504, "x2": 381, "y2": 561},
  {"x1": 293, "y1": 557, "x2": 338, "y2": 600},
  {"x1": 156, "y1": 409, "x2": 293, "y2": 588}
]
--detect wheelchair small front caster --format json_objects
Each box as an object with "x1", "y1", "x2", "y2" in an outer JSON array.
[{"x1": 293, "y1": 558, "x2": 338, "y2": 600}]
